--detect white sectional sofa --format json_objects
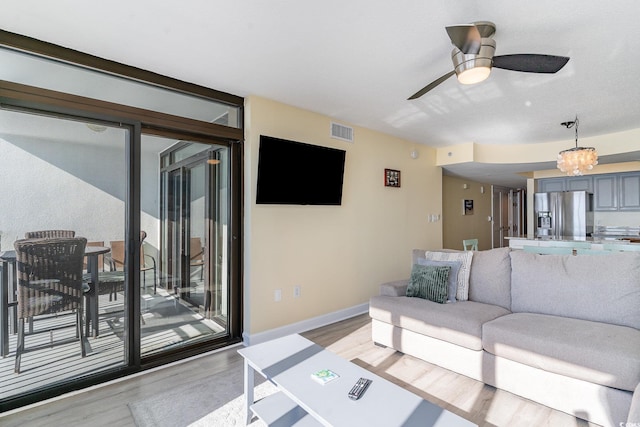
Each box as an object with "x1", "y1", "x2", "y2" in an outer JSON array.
[{"x1": 369, "y1": 247, "x2": 640, "y2": 426}]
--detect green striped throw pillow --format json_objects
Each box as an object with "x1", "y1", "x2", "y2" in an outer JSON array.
[{"x1": 406, "y1": 264, "x2": 450, "y2": 304}]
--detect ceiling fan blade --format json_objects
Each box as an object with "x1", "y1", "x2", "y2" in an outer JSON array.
[
  {"x1": 445, "y1": 24, "x2": 482, "y2": 54},
  {"x1": 407, "y1": 71, "x2": 456, "y2": 100},
  {"x1": 492, "y1": 54, "x2": 570, "y2": 73}
]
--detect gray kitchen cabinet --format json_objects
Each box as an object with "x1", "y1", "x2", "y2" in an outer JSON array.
[
  {"x1": 618, "y1": 172, "x2": 640, "y2": 211},
  {"x1": 594, "y1": 175, "x2": 618, "y2": 211},
  {"x1": 538, "y1": 178, "x2": 565, "y2": 192},
  {"x1": 566, "y1": 176, "x2": 593, "y2": 192},
  {"x1": 538, "y1": 173, "x2": 637, "y2": 212}
]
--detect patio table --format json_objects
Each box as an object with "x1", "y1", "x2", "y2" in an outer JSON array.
[{"x1": 84, "y1": 246, "x2": 111, "y2": 338}]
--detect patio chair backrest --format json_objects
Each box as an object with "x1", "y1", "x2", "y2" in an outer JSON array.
[
  {"x1": 14, "y1": 237, "x2": 87, "y2": 319},
  {"x1": 109, "y1": 231, "x2": 149, "y2": 269},
  {"x1": 190, "y1": 237, "x2": 204, "y2": 261},
  {"x1": 25, "y1": 230, "x2": 76, "y2": 239}
]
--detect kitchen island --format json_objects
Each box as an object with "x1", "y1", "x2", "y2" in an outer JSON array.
[{"x1": 506, "y1": 236, "x2": 640, "y2": 251}]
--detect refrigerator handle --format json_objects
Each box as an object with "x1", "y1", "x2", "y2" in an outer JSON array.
[{"x1": 555, "y1": 197, "x2": 562, "y2": 239}]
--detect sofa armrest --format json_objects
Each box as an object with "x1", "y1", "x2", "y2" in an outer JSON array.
[
  {"x1": 629, "y1": 382, "x2": 640, "y2": 423},
  {"x1": 379, "y1": 279, "x2": 409, "y2": 297}
]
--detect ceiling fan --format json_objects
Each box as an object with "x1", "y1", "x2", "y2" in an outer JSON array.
[{"x1": 408, "y1": 21, "x2": 570, "y2": 100}]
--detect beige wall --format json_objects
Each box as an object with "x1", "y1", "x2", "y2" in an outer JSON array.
[
  {"x1": 437, "y1": 129, "x2": 640, "y2": 167},
  {"x1": 442, "y1": 176, "x2": 493, "y2": 250},
  {"x1": 244, "y1": 96, "x2": 442, "y2": 334}
]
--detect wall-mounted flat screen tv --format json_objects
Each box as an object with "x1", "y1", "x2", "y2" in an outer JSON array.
[{"x1": 256, "y1": 135, "x2": 346, "y2": 205}]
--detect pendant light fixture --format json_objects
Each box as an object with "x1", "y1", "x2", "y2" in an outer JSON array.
[{"x1": 557, "y1": 115, "x2": 598, "y2": 176}]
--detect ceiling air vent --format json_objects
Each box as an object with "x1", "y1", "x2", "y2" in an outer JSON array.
[{"x1": 330, "y1": 122, "x2": 354, "y2": 142}]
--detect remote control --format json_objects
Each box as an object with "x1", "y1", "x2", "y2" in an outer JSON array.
[{"x1": 348, "y1": 377, "x2": 372, "y2": 400}]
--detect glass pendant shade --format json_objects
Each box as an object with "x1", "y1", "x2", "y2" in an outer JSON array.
[
  {"x1": 557, "y1": 116, "x2": 597, "y2": 176},
  {"x1": 557, "y1": 147, "x2": 598, "y2": 176}
]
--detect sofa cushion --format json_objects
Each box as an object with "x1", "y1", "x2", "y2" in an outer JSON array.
[
  {"x1": 406, "y1": 264, "x2": 450, "y2": 304},
  {"x1": 424, "y1": 250, "x2": 473, "y2": 301},
  {"x1": 629, "y1": 382, "x2": 640, "y2": 424},
  {"x1": 482, "y1": 312, "x2": 640, "y2": 391},
  {"x1": 416, "y1": 258, "x2": 462, "y2": 302},
  {"x1": 412, "y1": 249, "x2": 426, "y2": 266},
  {"x1": 468, "y1": 247, "x2": 511, "y2": 310},
  {"x1": 510, "y1": 250, "x2": 640, "y2": 329},
  {"x1": 379, "y1": 279, "x2": 409, "y2": 297},
  {"x1": 369, "y1": 295, "x2": 510, "y2": 350},
  {"x1": 411, "y1": 248, "x2": 460, "y2": 266}
]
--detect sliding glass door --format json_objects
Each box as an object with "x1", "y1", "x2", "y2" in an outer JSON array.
[
  {"x1": 0, "y1": 36, "x2": 243, "y2": 411},
  {"x1": 141, "y1": 137, "x2": 230, "y2": 357},
  {"x1": 0, "y1": 108, "x2": 129, "y2": 400}
]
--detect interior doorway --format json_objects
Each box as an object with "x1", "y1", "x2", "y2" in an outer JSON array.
[{"x1": 491, "y1": 186, "x2": 526, "y2": 248}]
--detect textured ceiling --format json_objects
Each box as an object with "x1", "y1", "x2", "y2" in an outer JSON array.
[{"x1": 2, "y1": 0, "x2": 639, "y2": 187}]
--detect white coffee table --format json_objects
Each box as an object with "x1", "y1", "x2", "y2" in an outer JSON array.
[{"x1": 238, "y1": 334, "x2": 475, "y2": 427}]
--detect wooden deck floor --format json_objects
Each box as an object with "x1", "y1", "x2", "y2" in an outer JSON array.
[
  {"x1": 0, "y1": 313, "x2": 600, "y2": 426},
  {"x1": 1, "y1": 289, "x2": 224, "y2": 400}
]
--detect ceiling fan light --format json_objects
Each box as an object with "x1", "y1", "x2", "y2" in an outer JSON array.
[
  {"x1": 86, "y1": 123, "x2": 108, "y2": 133},
  {"x1": 451, "y1": 38, "x2": 496, "y2": 85},
  {"x1": 457, "y1": 66, "x2": 491, "y2": 84}
]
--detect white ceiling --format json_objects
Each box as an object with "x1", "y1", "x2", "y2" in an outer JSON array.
[{"x1": 2, "y1": 1, "x2": 640, "y2": 187}]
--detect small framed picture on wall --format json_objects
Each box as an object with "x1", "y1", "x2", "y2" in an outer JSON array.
[
  {"x1": 463, "y1": 199, "x2": 474, "y2": 215},
  {"x1": 384, "y1": 169, "x2": 401, "y2": 188}
]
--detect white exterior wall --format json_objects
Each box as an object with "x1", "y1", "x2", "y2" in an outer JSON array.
[{"x1": 0, "y1": 132, "x2": 162, "y2": 253}]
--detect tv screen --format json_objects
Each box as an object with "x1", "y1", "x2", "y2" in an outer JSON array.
[{"x1": 256, "y1": 135, "x2": 346, "y2": 205}]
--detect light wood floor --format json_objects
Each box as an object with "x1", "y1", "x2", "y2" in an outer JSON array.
[{"x1": 0, "y1": 314, "x2": 599, "y2": 427}]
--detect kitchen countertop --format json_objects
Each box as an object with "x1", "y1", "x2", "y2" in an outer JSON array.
[{"x1": 506, "y1": 236, "x2": 640, "y2": 244}]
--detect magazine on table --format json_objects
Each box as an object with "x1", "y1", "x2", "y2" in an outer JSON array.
[{"x1": 310, "y1": 368, "x2": 340, "y2": 385}]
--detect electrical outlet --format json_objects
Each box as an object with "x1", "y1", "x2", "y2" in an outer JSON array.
[
  {"x1": 294, "y1": 285, "x2": 301, "y2": 298},
  {"x1": 274, "y1": 289, "x2": 282, "y2": 302}
]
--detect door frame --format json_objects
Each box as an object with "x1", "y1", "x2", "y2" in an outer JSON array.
[
  {"x1": 160, "y1": 146, "x2": 221, "y2": 314},
  {"x1": 491, "y1": 186, "x2": 527, "y2": 248},
  {"x1": 0, "y1": 31, "x2": 244, "y2": 411}
]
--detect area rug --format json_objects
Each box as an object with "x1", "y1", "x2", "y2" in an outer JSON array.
[{"x1": 128, "y1": 363, "x2": 277, "y2": 427}]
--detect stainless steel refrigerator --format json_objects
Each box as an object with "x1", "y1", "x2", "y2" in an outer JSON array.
[{"x1": 534, "y1": 191, "x2": 594, "y2": 239}]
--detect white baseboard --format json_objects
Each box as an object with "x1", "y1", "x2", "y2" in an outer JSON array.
[{"x1": 242, "y1": 302, "x2": 369, "y2": 346}]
